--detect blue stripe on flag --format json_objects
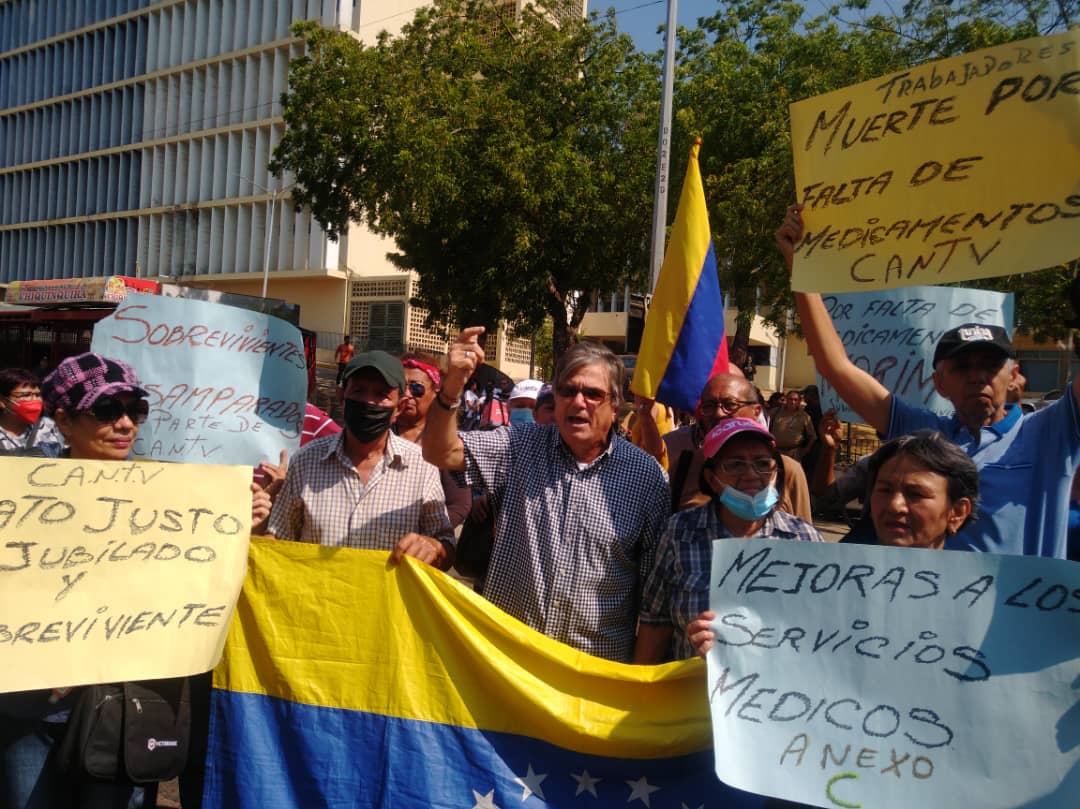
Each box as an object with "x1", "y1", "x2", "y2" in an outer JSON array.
[
  {"x1": 655, "y1": 243, "x2": 725, "y2": 409},
  {"x1": 205, "y1": 690, "x2": 766, "y2": 809}
]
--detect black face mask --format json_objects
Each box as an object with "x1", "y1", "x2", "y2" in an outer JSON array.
[{"x1": 344, "y1": 400, "x2": 395, "y2": 443}]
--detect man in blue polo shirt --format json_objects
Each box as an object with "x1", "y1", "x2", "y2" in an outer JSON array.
[{"x1": 776, "y1": 204, "x2": 1080, "y2": 559}]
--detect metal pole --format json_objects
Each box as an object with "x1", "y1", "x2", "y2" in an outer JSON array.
[
  {"x1": 262, "y1": 190, "x2": 276, "y2": 299},
  {"x1": 648, "y1": 0, "x2": 679, "y2": 293}
]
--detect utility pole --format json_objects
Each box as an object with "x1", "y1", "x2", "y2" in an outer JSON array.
[{"x1": 648, "y1": 0, "x2": 679, "y2": 293}]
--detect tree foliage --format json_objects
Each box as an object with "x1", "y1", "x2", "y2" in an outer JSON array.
[
  {"x1": 829, "y1": 0, "x2": 1078, "y2": 340},
  {"x1": 271, "y1": 0, "x2": 660, "y2": 357},
  {"x1": 667, "y1": 0, "x2": 1076, "y2": 343},
  {"x1": 272, "y1": 0, "x2": 1077, "y2": 360},
  {"x1": 671, "y1": 0, "x2": 907, "y2": 340}
]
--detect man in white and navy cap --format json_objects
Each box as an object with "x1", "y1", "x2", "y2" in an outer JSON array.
[{"x1": 778, "y1": 204, "x2": 1080, "y2": 560}]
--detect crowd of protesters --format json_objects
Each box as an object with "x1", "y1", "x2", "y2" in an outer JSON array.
[{"x1": 3, "y1": 202, "x2": 1080, "y2": 809}]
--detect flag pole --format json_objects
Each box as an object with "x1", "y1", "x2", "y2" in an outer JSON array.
[{"x1": 648, "y1": 0, "x2": 678, "y2": 295}]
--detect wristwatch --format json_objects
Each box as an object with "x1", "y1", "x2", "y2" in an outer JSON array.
[{"x1": 435, "y1": 389, "x2": 461, "y2": 411}]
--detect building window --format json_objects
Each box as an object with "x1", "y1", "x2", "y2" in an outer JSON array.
[{"x1": 367, "y1": 301, "x2": 405, "y2": 353}]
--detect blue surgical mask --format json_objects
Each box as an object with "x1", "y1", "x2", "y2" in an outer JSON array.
[
  {"x1": 719, "y1": 484, "x2": 779, "y2": 521},
  {"x1": 509, "y1": 408, "x2": 535, "y2": 425}
]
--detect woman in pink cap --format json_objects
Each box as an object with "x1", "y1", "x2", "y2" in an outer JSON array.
[{"x1": 634, "y1": 418, "x2": 822, "y2": 663}]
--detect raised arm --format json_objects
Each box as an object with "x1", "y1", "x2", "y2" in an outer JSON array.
[
  {"x1": 812, "y1": 410, "x2": 841, "y2": 497},
  {"x1": 422, "y1": 326, "x2": 485, "y2": 471},
  {"x1": 777, "y1": 205, "x2": 893, "y2": 435}
]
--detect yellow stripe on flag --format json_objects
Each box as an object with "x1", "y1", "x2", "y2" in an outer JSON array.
[
  {"x1": 215, "y1": 537, "x2": 711, "y2": 759},
  {"x1": 632, "y1": 140, "x2": 714, "y2": 399}
]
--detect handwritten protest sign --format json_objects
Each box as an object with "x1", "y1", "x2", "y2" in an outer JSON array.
[
  {"x1": 707, "y1": 539, "x2": 1080, "y2": 808},
  {"x1": 816, "y1": 285, "x2": 1014, "y2": 423},
  {"x1": 91, "y1": 294, "x2": 306, "y2": 466},
  {"x1": 789, "y1": 31, "x2": 1080, "y2": 293},
  {"x1": 0, "y1": 456, "x2": 251, "y2": 693}
]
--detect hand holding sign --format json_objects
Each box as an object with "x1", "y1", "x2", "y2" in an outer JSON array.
[
  {"x1": 91, "y1": 295, "x2": 306, "y2": 467},
  {"x1": 707, "y1": 539, "x2": 1080, "y2": 809},
  {"x1": 0, "y1": 456, "x2": 251, "y2": 693}
]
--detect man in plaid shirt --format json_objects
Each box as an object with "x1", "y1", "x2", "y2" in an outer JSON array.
[
  {"x1": 424, "y1": 329, "x2": 670, "y2": 662},
  {"x1": 264, "y1": 351, "x2": 454, "y2": 570}
]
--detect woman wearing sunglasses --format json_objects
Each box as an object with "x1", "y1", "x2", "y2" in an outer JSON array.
[
  {"x1": 394, "y1": 355, "x2": 472, "y2": 530},
  {"x1": 1, "y1": 353, "x2": 270, "y2": 809},
  {"x1": 0, "y1": 354, "x2": 157, "y2": 808},
  {"x1": 634, "y1": 418, "x2": 823, "y2": 664}
]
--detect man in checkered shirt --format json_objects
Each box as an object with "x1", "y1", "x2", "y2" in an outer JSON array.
[
  {"x1": 264, "y1": 351, "x2": 454, "y2": 570},
  {"x1": 424, "y1": 328, "x2": 670, "y2": 662}
]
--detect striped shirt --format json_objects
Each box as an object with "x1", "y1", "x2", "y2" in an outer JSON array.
[
  {"x1": 268, "y1": 431, "x2": 452, "y2": 549},
  {"x1": 458, "y1": 424, "x2": 670, "y2": 662},
  {"x1": 639, "y1": 502, "x2": 823, "y2": 660}
]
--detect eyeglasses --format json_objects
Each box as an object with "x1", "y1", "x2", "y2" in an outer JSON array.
[
  {"x1": 405, "y1": 381, "x2": 428, "y2": 398},
  {"x1": 700, "y1": 398, "x2": 757, "y2": 415},
  {"x1": 555, "y1": 384, "x2": 609, "y2": 404},
  {"x1": 6, "y1": 389, "x2": 41, "y2": 402},
  {"x1": 88, "y1": 397, "x2": 149, "y2": 424},
  {"x1": 716, "y1": 458, "x2": 777, "y2": 477}
]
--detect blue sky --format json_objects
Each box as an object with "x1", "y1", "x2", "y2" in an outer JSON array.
[
  {"x1": 599, "y1": 0, "x2": 866, "y2": 51},
  {"x1": 600, "y1": 0, "x2": 715, "y2": 52}
]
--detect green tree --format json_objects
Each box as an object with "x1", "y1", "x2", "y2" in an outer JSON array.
[
  {"x1": 271, "y1": 0, "x2": 660, "y2": 358},
  {"x1": 667, "y1": 0, "x2": 907, "y2": 346}
]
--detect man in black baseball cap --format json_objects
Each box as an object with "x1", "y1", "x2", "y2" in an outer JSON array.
[
  {"x1": 777, "y1": 204, "x2": 1080, "y2": 560},
  {"x1": 931, "y1": 323, "x2": 1016, "y2": 367},
  {"x1": 262, "y1": 348, "x2": 455, "y2": 570}
]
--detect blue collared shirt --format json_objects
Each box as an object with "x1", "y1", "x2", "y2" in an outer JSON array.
[{"x1": 888, "y1": 393, "x2": 1080, "y2": 558}]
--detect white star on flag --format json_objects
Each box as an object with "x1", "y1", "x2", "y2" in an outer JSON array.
[
  {"x1": 682, "y1": 804, "x2": 705, "y2": 809},
  {"x1": 571, "y1": 769, "x2": 602, "y2": 797},
  {"x1": 512, "y1": 764, "x2": 547, "y2": 800},
  {"x1": 471, "y1": 788, "x2": 500, "y2": 809},
  {"x1": 626, "y1": 776, "x2": 660, "y2": 807}
]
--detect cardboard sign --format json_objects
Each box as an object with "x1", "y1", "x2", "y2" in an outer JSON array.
[
  {"x1": 0, "y1": 457, "x2": 251, "y2": 693},
  {"x1": 91, "y1": 294, "x2": 305, "y2": 466},
  {"x1": 790, "y1": 32, "x2": 1080, "y2": 292},
  {"x1": 708, "y1": 539, "x2": 1080, "y2": 808},
  {"x1": 816, "y1": 285, "x2": 1014, "y2": 423}
]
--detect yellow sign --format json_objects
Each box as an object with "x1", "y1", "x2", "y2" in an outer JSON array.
[
  {"x1": 0, "y1": 457, "x2": 251, "y2": 693},
  {"x1": 790, "y1": 32, "x2": 1079, "y2": 293}
]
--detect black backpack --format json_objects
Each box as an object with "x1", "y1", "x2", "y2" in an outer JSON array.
[{"x1": 58, "y1": 678, "x2": 192, "y2": 784}]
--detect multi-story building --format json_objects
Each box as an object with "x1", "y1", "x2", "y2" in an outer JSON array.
[{"x1": 0, "y1": 0, "x2": 535, "y2": 374}]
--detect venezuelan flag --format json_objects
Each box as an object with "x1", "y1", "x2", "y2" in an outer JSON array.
[
  {"x1": 632, "y1": 141, "x2": 728, "y2": 413},
  {"x1": 204, "y1": 538, "x2": 766, "y2": 808}
]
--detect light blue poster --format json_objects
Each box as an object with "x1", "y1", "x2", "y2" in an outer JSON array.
[
  {"x1": 708, "y1": 539, "x2": 1080, "y2": 808},
  {"x1": 817, "y1": 286, "x2": 1014, "y2": 423},
  {"x1": 91, "y1": 295, "x2": 306, "y2": 466}
]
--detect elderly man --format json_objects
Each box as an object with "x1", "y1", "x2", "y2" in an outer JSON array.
[
  {"x1": 265, "y1": 351, "x2": 454, "y2": 569},
  {"x1": 424, "y1": 327, "x2": 670, "y2": 662},
  {"x1": 639, "y1": 372, "x2": 812, "y2": 520},
  {"x1": 777, "y1": 204, "x2": 1080, "y2": 558}
]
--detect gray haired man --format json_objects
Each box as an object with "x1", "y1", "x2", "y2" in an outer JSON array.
[{"x1": 424, "y1": 327, "x2": 670, "y2": 662}]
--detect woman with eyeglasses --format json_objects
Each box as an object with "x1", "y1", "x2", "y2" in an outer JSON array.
[
  {"x1": 634, "y1": 418, "x2": 823, "y2": 664},
  {"x1": 0, "y1": 368, "x2": 65, "y2": 457},
  {"x1": 0, "y1": 353, "x2": 270, "y2": 809}
]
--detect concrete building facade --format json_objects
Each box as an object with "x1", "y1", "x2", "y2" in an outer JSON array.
[{"x1": 0, "y1": 0, "x2": 536, "y2": 375}]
